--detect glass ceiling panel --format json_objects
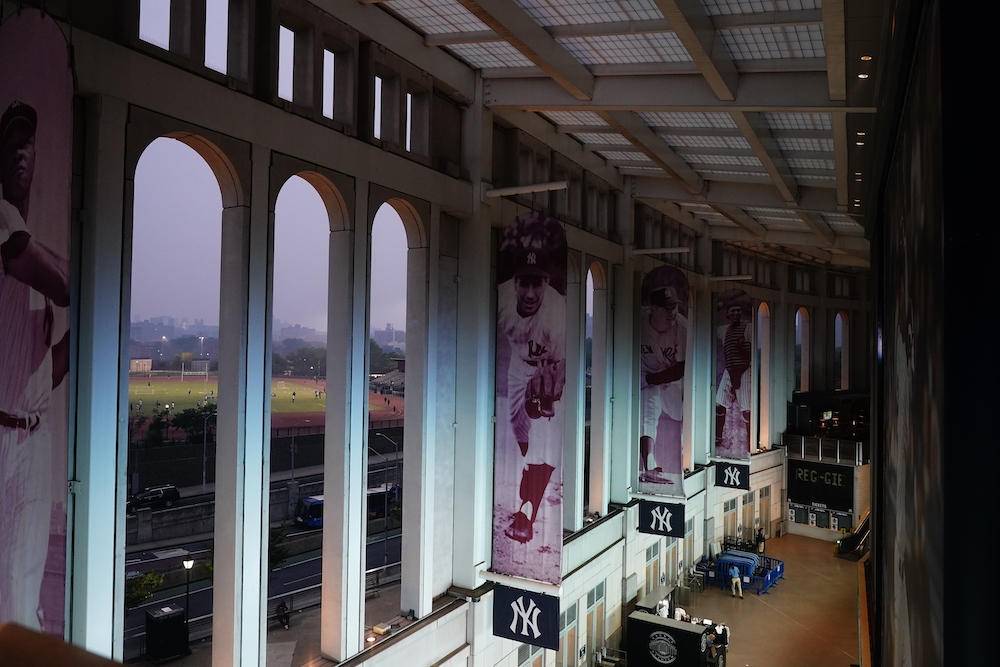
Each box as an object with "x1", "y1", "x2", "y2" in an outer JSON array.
[
  {"x1": 776, "y1": 137, "x2": 834, "y2": 152},
  {"x1": 446, "y1": 42, "x2": 535, "y2": 68},
  {"x1": 540, "y1": 111, "x2": 608, "y2": 125},
  {"x1": 700, "y1": 0, "x2": 822, "y2": 16},
  {"x1": 719, "y1": 25, "x2": 825, "y2": 60},
  {"x1": 572, "y1": 132, "x2": 632, "y2": 144},
  {"x1": 558, "y1": 33, "x2": 691, "y2": 64},
  {"x1": 683, "y1": 154, "x2": 763, "y2": 167},
  {"x1": 787, "y1": 158, "x2": 835, "y2": 170},
  {"x1": 661, "y1": 134, "x2": 751, "y2": 150},
  {"x1": 383, "y1": 0, "x2": 490, "y2": 34},
  {"x1": 513, "y1": 0, "x2": 663, "y2": 26},
  {"x1": 763, "y1": 112, "x2": 832, "y2": 131},
  {"x1": 637, "y1": 111, "x2": 738, "y2": 128},
  {"x1": 600, "y1": 150, "x2": 652, "y2": 161}
]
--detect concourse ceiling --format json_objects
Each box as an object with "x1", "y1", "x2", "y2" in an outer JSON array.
[{"x1": 371, "y1": 0, "x2": 886, "y2": 269}]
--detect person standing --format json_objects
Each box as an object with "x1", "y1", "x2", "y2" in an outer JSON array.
[
  {"x1": 638, "y1": 268, "x2": 688, "y2": 486},
  {"x1": 0, "y1": 101, "x2": 70, "y2": 630},
  {"x1": 756, "y1": 526, "x2": 766, "y2": 555},
  {"x1": 496, "y1": 215, "x2": 566, "y2": 545},
  {"x1": 729, "y1": 563, "x2": 743, "y2": 598}
]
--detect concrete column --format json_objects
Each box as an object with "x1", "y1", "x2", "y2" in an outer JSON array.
[
  {"x1": 564, "y1": 250, "x2": 584, "y2": 533},
  {"x1": 72, "y1": 94, "x2": 127, "y2": 659},
  {"x1": 609, "y1": 183, "x2": 636, "y2": 504},
  {"x1": 212, "y1": 142, "x2": 269, "y2": 667},
  {"x1": 588, "y1": 276, "x2": 610, "y2": 515},
  {"x1": 401, "y1": 209, "x2": 436, "y2": 618},
  {"x1": 453, "y1": 75, "x2": 494, "y2": 591},
  {"x1": 321, "y1": 191, "x2": 366, "y2": 661}
]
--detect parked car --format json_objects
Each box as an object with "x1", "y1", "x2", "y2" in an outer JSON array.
[{"x1": 126, "y1": 485, "x2": 181, "y2": 514}]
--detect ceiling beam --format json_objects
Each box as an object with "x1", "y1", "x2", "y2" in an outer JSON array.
[
  {"x1": 601, "y1": 111, "x2": 704, "y2": 195},
  {"x1": 424, "y1": 11, "x2": 825, "y2": 46},
  {"x1": 587, "y1": 143, "x2": 834, "y2": 161},
  {"x1": 634, "y1": 178, "x2": 844, "y2": 214},
  {"x1": 455, "y1": 0, "x2": 595, "y2": 100},
  {"x1": 832, "y1": 112, "x2": 850, "y2": 210},
  {"x1": 480, "y1": 58, "x2": 826, "y2": 78},
  {"x1": 707, "y1": 227, "x2": 869, "y2": 252},
  {"x1": 652, "y1": 0, "x2": 739, "y2": 100},
  {"x1": 483, "y1": 72, "x2": 877, "y2": 112},
  {"x1": 713, "y1": 203, "x2": 767, "y2": 239},
  {"x1": 796, "y1": 210, "x2": 836, "y2": 246},
  {"x1": 822, "y1": 0, "x2": 847, "y2": 101},
  {"x1": 557, "y1": 125, "x2": 835, "y2": 141},
  {"x1": 642, "y1": 199, "x2": 708, "y2": 236},
  {"x1": 730, "y1": 111, "x2": 798, "y2": 203}
]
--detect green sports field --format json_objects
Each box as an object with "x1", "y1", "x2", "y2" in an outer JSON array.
[{"x1": 127, "y1": 376, "x2": 401, "y2": 422}]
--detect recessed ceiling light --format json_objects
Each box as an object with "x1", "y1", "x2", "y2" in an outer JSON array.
[
  {"x1": 855, "y1": 172, "x2": 862, "y2": 176},
  {"x1": 856, "y1": 141, "x2": 865, "y2": 146},
  {"x1": 861, "y1": 55, "x2": 873, "y2": 61},
  {"x1": 855, "y1": 178, "x2": 862, "y2": 182},
  {"x1": 856, "y1": 131, "x2": 866, "y2": 136},
  {"x1": 858, "y1": 73, "x2": 869, "y2": 79}
]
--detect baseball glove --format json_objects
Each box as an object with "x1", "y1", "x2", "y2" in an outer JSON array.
[{"x1": 525, "y1": 360, "x2": 565, "y2": 420}]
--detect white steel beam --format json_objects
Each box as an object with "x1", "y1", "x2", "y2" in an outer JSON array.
[
  {"x1": 484, "y1": 72, "x2": 877, "y2": 112},
  {"x1": 652, "y1": 0, "x2": 739, "y2": 100},
  {"x1": 455, "y1": 0, "x2": 595, "y2": 100},
  {"x1": 731, "y1": 111, "x2": 798, "y2": 203},
  {"x1": 634, "y1": 178, "x2": 843, "y2": 214},
  {"x1": 602, "y1": 110, "x2": 704, "y2": 194}
]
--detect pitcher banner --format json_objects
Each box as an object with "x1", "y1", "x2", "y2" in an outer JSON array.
[
  {"x1": 0, "y1": 9, "x2": 73, "y2": 635},
  {"x1": 714, "y1": 289, "x2": 752, "y2": 460},
  {"x1": 637, "y1": 265, "x2": 689, "y2": 495},
  {"x1": 492, "y1": 211, "x2": 567, "y2": 585}
]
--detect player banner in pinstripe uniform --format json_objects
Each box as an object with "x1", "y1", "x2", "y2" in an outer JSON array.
[
  {"x1": 0, "y1": 9, "x2": 73, "y2": 635},
  {"x1": 715, "y1": 289, "x2": 753, "y2": 460},
  {"x1": 493, "y1": 211, "x2": 567, "y2": 585},
  {"x1": 638, "y1": 266, "x2": 689, "y2": 496}
]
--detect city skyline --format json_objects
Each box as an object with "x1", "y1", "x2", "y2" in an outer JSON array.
[{"x1": 131, "y1": 138, "x2": 409, "y2": 334}]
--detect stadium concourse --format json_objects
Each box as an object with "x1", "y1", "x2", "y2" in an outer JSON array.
[{"x1": 0, "y1": 1, "x2": 974, "y2": 667}]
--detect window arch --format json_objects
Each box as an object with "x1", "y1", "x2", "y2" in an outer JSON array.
[
  {"x1": 795, "y1": 307, "x2": 810, "y2": 392},
  {"x1": 756, "y1": 302, "x2": 771, "y2": 449},
  {"x1": 834, "y1": 311, "x2": 849, "y2": 390}
]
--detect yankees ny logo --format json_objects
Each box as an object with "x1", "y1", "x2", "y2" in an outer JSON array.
[
  {"x1": 724, "y1": 466, "x2": 741, "y2": 486},
  {"x1": 510, "y1": 596, "x2": 541, "y2": 639},
  {"x1": 527, "y1": 340, "x2": 548, "y2": 358},
  {"x1": 527, "y1": 252, "x2": 537, "y2": 265},
  {"x1": 650, "y1": 506, "x2": 673, "y2": 533}
]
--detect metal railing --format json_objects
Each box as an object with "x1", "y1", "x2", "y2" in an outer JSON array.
[{"x1": 781, "y1": 434, "x2": 869, "y2": 465}]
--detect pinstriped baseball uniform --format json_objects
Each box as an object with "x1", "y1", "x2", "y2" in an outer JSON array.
[
  {"x1": 0, "y1": 199, "x2": 53, "y2": 629},
  {"x1": 497, "y1": 278, "x2": 565, "y2": 465}
]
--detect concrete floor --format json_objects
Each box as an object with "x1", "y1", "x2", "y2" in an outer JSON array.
[
  {"x1": 130, "y1": 534, "x2": 861, "y2": 667},
  {"x1": 680, "y1": 533, "x2": 861, "y2": 667}
]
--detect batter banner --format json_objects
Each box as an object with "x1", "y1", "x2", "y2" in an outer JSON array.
[
  {"x1": 714, "y1": 289, "x2": 752, "y2": 460},
  {"x1": 0, "y1": 9, "x2": 73, "y2": 635},
  {"x1": 637, "y1": 266, "x2": 689, "y2": 495},
  {"x1": 493, "y1": 211, "x2": 567, "y2": 585}
]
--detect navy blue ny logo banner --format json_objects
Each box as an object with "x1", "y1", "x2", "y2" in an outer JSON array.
[
  {"x1": 715, "y1": 462, "x2": 750, "y2": 489},
  {"x1": 638, "y1": 499, "x2": 685, "y2": 537},
  {"x1": 492, "y1": 584, "x2": 560, "y2": 650}
]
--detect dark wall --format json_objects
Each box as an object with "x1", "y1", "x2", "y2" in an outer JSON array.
[{"x1": 876, "y1": 1, "x2": 943, "y2": 665}]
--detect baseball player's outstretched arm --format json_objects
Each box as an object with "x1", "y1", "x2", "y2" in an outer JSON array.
[
  {"x1": 1, "y1": 231, "x2": 70, "y2": 306},
  {"x1": 646, "y1": 361, "x2": 685, "y2": 385}
]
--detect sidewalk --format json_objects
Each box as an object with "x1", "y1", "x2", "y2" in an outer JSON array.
[{"x1": 127, "y1": 583, "x2": 409, "y2": 667}]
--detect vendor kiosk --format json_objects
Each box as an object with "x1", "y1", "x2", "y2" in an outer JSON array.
[
  {"x1": 627, "y1": 611, "x2": 726, "y2": 667},
  {"x1": 634, "y1": 584, "x2": 676, "y2": 618}
]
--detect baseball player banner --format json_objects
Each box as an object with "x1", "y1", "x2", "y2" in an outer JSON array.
[
  {"x1": 0, "y1": 9, "x2": 73, "y2": 635},
  {"x1": 637, "y1": 266, "x2": 689, "y2": 495},
  {"x1": 714, "y1": 289, "x2": 752, "y2": 460},
  {"x1": 493, "y1": 211, "x2": 567, "y2": 585}
]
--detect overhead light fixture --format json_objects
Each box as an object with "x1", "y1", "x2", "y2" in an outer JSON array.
[
  {"x1": 857, "y1": 73, "x2": 869, "y2": 79},
  {"x1": 485, "y1": 180, "x2": 568, "y2": 197},
  {"x1": 861, "y1": 55, "x2": 872, "y2": 61},
  {"x1": 856, "y1": 131, "x2": 866, "y2": 136},
  {"x1": 856, "y1": 141, "x2": 865, "y2": 146}
]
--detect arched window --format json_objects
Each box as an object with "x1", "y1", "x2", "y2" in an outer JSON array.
[
  {"x1": 123, "y1": 136, "x2": 225, "y2": 643},
  {"x1": 834, "y1": 311, "x2": 849, "y2": 390},
  {"x1": 795, "y1": 307, "x2": 810, "y2": 392},
  {"x1": 756, "y1": 302, "x2": 771, "y2": 449}
]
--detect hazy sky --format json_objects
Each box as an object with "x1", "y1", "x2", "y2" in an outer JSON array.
[{"x1": 131, "y1": 137, "x2": 408, "y2": 334}]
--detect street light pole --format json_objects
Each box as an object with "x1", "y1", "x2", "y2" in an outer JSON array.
[
  {"x1": 367, "y1": 446, "x2": 390, "y2": 565},
  {"x1": 375, "y1": 432, "x2": 400, "y2": 495},
  {"x1": 202, "y1": 414, "x2": 209, "y2": 492},
  {"x1": 290, "y1": 419, "x2": 310, "y2": 481},
  {"x1": 182, "y1": 557, "x2": 194, "y2": 637}
]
